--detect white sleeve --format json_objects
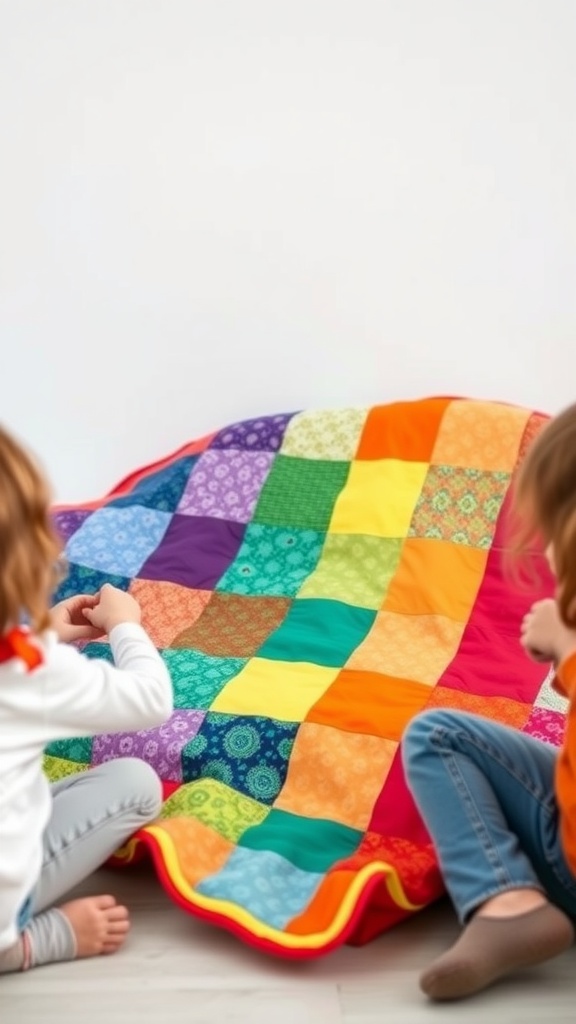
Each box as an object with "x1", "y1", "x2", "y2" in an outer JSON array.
[{"x1": 25, "y1": 624, "x2": 173, "y2": 739}]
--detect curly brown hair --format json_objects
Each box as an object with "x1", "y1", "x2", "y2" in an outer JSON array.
[
  {"x1": 512, "y1": 401, "x2": 576, "y2": 627},
  {"x1": 0, "y1": 425, "x2": 61, "y2": 634}
]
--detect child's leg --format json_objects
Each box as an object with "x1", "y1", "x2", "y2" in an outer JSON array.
[
  {"x1": 402, "y1": 709, "x2": 576, "y2": 1000},
  {"x1": 34, "y1": 757, "x2": 162, "y2": 912},
  {"x1": 0, "y1": 758, "x2": 162, "y2": 973}
]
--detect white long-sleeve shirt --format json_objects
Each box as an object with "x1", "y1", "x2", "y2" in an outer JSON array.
[{"x1": 0, "y1": 623, "x2": 173, "y2": 951}]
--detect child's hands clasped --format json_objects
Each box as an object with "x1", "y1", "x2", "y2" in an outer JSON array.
[
  {"x1": 51, "y1": 585, "x2": 141, "y2": 642},
  {"x1": 520, "y1": 598, "x2": 576, "y2": 667}
]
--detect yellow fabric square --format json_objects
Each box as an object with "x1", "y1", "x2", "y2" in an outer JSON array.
[
  {"x1": 328, "y1": 459, "x2": 428, "y2": 538},
  {"x1": 347, "y1": 611, "x2": 465, "y2": 685},
  {"x1": 275, "y1": 723, "x2": 397, "y2": 831},
  {"x1": 210, "y1": 658, "x2": 339, "y2": 722}
]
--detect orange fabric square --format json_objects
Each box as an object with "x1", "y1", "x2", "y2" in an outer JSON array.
[
  {"x1": 275, "y1": 723, "x2": 397, "y2": 831},
  {"x1": 285, "y1": 869, "x2": 356, "y2": 935},
  {"x1": 151, "y1": 817, "x2": 234, "y2": 887},
  {"x1": 431, "y1": 400, "x2": 530, "y2": 472},
  {"x1": 356, "y1": 398, "x2": 451, "y2": 461},
  {"x1": 384, "y1": 538, "x2": 488, "y2": 621},
  {"x1": 347, "y1": 611, "x2": 464, "y2": 685},
  {"x1": 307, "y1": 670, "x2": 431, "y2": 742},
  {"x1": 425, "y1": 685, "x2": 532, "y2": 729},
  {"x1": 129, "y1": 579, "x2": 211, "y2": 647}
]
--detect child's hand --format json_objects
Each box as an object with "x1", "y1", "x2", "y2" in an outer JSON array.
[
  {"x1": 51, "y1": 594, "x2": 106, "y2": 643},
  {"x1": 83, "y1": 584, "x2": 142, "y2": 634},
  {"x1": 520, "y1": 598, "x2": 576, "y2": 666}
]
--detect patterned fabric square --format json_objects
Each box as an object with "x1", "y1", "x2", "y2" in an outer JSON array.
[
  {"x1": 177, "y1": 449, "x2": 274, "y2": 522},
  {"x1": 53, "y1": 564, "x2": 131, "y2": 601},
  {"x1": 161, "y1": 650, "x2": 246, "y2": 710},
  {"x1": 92, "y1": 710, "x2": 206, "y2": 782},
  {"x1": 172, "y1": 592, "x2": 291, "y2": 657},
  {"x1": 425, "y1": 685, "x2": 532, "y2": 730},
  {"x1": 257, "y1": 599, "x2": 376, "y2": 668},
  {"x1": 44, "y1": 754, "x2": 90, "y2": 782},
  {"x1": 210, "y1": 413, "x2": 295, "y2": 451},
  {"x1": 129, "y1": 579, "x2": 211, "y2": 647},
  {"x1": 65, "y1": 506, "x2": 172, "y2": 577},
  {"x1": 533, "y1": 668, "x2": 568, "y2": 713},
  {"x1": 216, "y1": 524, "x2": 324, "y2": 597},
  {"x1": 356, "y1": 398, "x2": 451, "y2": 461},
  {"x1": 275, "y1": 723, "x2": 397, "y2": 831},
  {"x1": 280, "y1": 408, "x2": 367, "y2": 460},
  {"x1": 523, "y1": 707, "x2": 566, "y2": 747},
  {"x1": 196, "y1": 847, "x2": 323, "y2": 930},
  {"x1": 408, "y1": 465, "x2": 509, "y2": 548},
  {"x1": 329, "y1": 459, "x2": 428, "y2": 537},
  {"x1": 161, "y1": 779, "x2": 269, "y2": 843},
  {"x1": 139, "y1": 514, "x2": 245, "y2": 589},
  {"x1": 110, "y1": 455, "x2": 198, "y2": 512},
  {"x1": 253, "y1": 456, "x2": 350, "y2": 530},
  {"x1": 181, "y1": 713, "x2": 298, "y2": 804},
  {"x1": 431, "y1": 400, "x2": 530, "y2": 471},
  {"x1": 384, "y1": 538, "x2": 488, "y2": 621},
  {"x1": 239, "y1": 808, "x2": 363, "y2": 873},
  {"x1": 210, "y1": 659, "x2": 338, "y2": 722},
  {"x1": 347, "y1": 611, "x2": 464, "y2": 684},
  {"x1": 298, "y1": 535, "x2": 403, "y2": 610},
  {"x1": 307, "y1": 671, "x2": 431, "y2": 742}
]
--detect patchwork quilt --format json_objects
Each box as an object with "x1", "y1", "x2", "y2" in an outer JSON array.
[{"x1": 46, "y1": 397, "x2": 564, "y2": 958}]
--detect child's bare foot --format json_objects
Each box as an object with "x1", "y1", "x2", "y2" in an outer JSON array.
[{"x1": 58, "y1": 895, "x2": 130, "y2": 957}]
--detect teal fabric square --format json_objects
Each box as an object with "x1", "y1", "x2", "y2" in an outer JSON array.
[
  {"x1": 216, "y1": 524, "x2": 323, "y2": 597},
  {"x1": 257, "y1": 598, "x2": 376, "y2": 667},
  {"x1": 162, "y1": 650, "x2": 246, "y2": 710}
]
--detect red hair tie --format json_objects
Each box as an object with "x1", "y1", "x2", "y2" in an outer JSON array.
[{"x1": 0, "y1": 628, "x2": 43, "y2": 671}]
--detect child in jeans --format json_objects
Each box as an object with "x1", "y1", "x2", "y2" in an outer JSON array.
[
  {"x1": 403, "y1": 400, "x2": 576, "y2": 1000},
  {"x1": 0, "y1": 424, "x2": 173, "y2": 972}
]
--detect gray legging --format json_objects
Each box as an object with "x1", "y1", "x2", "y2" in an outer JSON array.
[{"x1": 0, "y1": 757, "x2": 162, "y2": 972}]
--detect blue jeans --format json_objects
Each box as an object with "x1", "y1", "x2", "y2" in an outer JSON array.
[{"x1": 402, "y1": 709, "x2": 576, "y2": 924}]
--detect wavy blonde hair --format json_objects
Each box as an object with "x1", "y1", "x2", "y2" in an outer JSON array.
[
  {"x1": 511, "y1": 401, "x2": 576, "y2": 627},
  {"x1": 0, "y1": 424, "x2": 61, "y2": 634}
]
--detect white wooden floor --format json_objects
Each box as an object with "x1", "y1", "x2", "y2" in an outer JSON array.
[{"x1": 1, "y1": 863, "x2": 574, "y2": 1023}]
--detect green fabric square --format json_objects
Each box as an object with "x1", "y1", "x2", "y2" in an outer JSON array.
[
  {"x1": 160, "y1": 778, "x2": 269, "y2": 842},
  {"x1": 239, "y1": 808, "x2": 363, "y2": 872},
  {"x1": 253, "y1": 455, "x2": 350, "y2": 530},
  {"x1": 299, "y1": 535, "x2": 403, "y2": 609},
  {"x1": 257, "y1": 598, "x2": 376, "y2": 667}
]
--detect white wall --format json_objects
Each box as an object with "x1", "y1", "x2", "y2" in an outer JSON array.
[{"x1": 1, "y1": 0, "x2": 575, "y2": 501}]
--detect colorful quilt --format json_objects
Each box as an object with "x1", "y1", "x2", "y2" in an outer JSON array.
[{"x1": 46, "y1": 397, "x2": 563, "y2": 959}]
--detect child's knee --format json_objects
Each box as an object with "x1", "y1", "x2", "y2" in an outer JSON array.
[
  {"x1": 101, "y1": 757, "x2": 163, "y2": 819},
  {"x1": 401, "y1": 708, "x2": 454, "y2": 771}
]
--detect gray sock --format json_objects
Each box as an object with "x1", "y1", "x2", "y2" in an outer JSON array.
[
  {"x1": 0, "y1": 938, "x2": 25, "y2": 974},
  {"x1": 26, "y1": 909, "x2": 76, "y2": 967}
]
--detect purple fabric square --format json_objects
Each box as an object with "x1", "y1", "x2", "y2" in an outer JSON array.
[
  {"x1": 177, "y1": 450, "x2": 274, "y2": 522},
  {"x1": 138, "y1": 514, "x2": 245, "y2": 589},
  {"x1": 210, "y1": 414, "x2": 295, "y2": 452},
  {"x1": 91, "y1": 710, "x2": 205, "y2": 782},
  {"x1": 52, "y1": 509, "x2": 91, "y2": 542}
]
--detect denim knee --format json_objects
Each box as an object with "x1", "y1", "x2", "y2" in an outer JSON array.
[{"x1": 401, "y1": 708, "x2": 458, "y2": 776}]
